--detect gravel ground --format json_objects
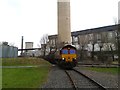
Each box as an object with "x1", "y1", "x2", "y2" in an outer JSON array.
[
  {"x1": 67, "y1": 70, "x2": 101, "y2": 89},
  {"x1": 74, "y1": 66, "x2": 118, "y2": 89},
  {"x1": 41, "y1": 65, "x2": 72, "y2": 88},
  {"x1": 41, "y1": 65, "x2": 118, "y2": 89}
]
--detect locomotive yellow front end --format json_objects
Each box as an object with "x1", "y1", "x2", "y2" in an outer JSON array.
[
  {"x1": 59, "y1": 45, "x2": 77, "y2": 69},
  {"x1": 61, "y1": 51, "x2": 77, "y2": 62}
]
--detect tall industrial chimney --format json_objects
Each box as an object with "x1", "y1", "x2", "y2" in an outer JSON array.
[
  {"x1": 57, "y1": 0, "x2": 71, "y2": 48},
  {"x1": 21, "y1": 36, "x2": 23, "y2": 56}
]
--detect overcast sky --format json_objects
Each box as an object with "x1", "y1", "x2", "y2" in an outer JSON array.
[{"x1": 0, "y1": 0, "x2": 119, "y2": 49}]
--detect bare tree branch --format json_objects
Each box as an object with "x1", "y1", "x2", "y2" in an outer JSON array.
[{"x1": 38, "y1": 34, "x2": 49, "y2": 56}]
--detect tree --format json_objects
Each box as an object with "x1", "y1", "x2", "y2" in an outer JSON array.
[
  {"x1": 78, "y1": 34, "x2": 89, "y2": 61},
  {"x1": 117, "y1": 25, "x2": 120, "y2": 61},
  {"x1": 39, "y1": 34, "x2": 49, "y2": 56},
  {"x1": 40, "y1": 34, "x2": 48, "y2": 45}
]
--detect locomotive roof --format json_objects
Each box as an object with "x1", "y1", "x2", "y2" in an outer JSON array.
[{"x1": 61, "y1": 45, "x2": 76, "y2": 50}]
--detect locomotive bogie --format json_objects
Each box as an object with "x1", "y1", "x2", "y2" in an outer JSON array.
[{"x1": 58, "y1": 60, "x2": 77, "y2": 69}]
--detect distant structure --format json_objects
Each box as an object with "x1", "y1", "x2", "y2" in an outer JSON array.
[
  {"x1": 19, "y1": 40, "x2": 42, "y2": 57},
  {"x1": 25, "y1": 42, "x2": 33, "y2": 49},
  {"x1": 0, "y1": 42, "x2": 18, "y2": 58},
  {"x1": 48, "y1": 24, "x2": 118, "y2": 50},
  {"x1": 25, "y1": 42, "x2": 34, "y2": 56},
  {"x1": 57, "y1": 0, "x2": 71, "y2": 48},
  {"x1": 21, "y1": 36, "x2": 24, "y2": 56}
]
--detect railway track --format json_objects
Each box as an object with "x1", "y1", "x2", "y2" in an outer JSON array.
[
  {"x1": 65, "y1": 70, "x2": 77, "y2": 90},
  {"x1": 65, "y1": 69, "x2": 107, "y2": 90}
]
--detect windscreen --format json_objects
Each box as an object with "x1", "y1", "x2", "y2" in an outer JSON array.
[
  {"x1": 70, "y1": 49, "x2": 76, "y2": 54},
  {"x1": 62, "y1": 49, "x2": 68, "y2": 54}
]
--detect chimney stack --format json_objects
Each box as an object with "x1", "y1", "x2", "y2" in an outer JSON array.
[
  {"x1": 21, "y1": 36, "x2": 23, "y2": 56},
  {"x1": 57, "y1": 0, "x2": 71, "y2": 48}
]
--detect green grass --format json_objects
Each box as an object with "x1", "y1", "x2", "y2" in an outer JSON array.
[
  {"x1": 2, "y1": 57, "x2": 50, "y2": 66},
  {"x1": 2, "y1": 57, "x2": 52, "y2": 88},
  {"x1": 83, "y1": 67, "x2": 119, "y2": 75},
  {"x1": 0, "y1": 58, "x2": 2, "y2": 89},
  {"x1": 2, "y1": 67, "x2": 51, "y2": 88},
  {"x1": 0, "y1": 68, "x2": 2, "y2": 89}
]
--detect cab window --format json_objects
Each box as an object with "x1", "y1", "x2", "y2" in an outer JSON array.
[
  {"x1": 62, "y1": 49, "x2": 68, "y2": 54},
  {"x1": 70, "y1": 49, "x2": 76, "y2": 54}
]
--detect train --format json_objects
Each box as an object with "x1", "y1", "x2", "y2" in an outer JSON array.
[{"x1": 44, "y1": 44, "x2": 78, "y2": 69}]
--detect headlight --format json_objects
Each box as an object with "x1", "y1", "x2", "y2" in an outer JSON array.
[
  {"x1": 74, "y1": 58, "x2": 76, "y2": 59},
  {"x1": 62, "y1": 58, "x2": 65, "y2": 60}
]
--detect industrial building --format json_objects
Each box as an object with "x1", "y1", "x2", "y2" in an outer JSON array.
[
  {"x1": 18, "y1": 24, "x2": 118, "y2": 58},
  {"x1": 47, "y1": 24, "x2": 119, "y2": 61},
  {"x1": 21, "y1": 42, "x2": 41, "y2": 57},
  {"x1": 23, "y1": 42, "x2": 34, "y2": 56},
  {"x1": 0, "y1": 42, "x2": 18, "y2": 58},
  {"x1": 48, "y1": 24, "x2": 118, "y2": 51}
]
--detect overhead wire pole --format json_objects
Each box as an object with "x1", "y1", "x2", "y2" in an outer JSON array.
[
  {"x1": 117, "y1": 24, "x2": 120, "y2": 64},
  {"x1": 118, "y1": 2, "x2": 120, "y2": 64},
  {"x1": 117, "y1": 2, "x2": 120, "y2": 87},
  {"x1": 117, "y1": 25, "x2": 120, "y2": 63}
]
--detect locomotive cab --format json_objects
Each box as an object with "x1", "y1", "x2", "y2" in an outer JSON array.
[{"x1": 59, "y1": 45, "x2": 77, "y2": 69}]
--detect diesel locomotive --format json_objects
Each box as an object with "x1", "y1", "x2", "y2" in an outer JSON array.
[{"x1": 46, "y1": 44, "x2": 77, "y2": 69}]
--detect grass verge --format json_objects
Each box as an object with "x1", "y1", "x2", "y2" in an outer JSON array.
[
  {"x1": 2, "y1": 67, "x2": 51, "y2": 88},
  {"x1": 2, "y1": 57, "x2": 52, "y2": 88},
  {"x1": 2, "y1": 57, "x2": 49, "y2": 66},
  {"x1": 0, "y1": 58, "x2": 2, "y2": 89},
  {"x1": 83, "y1": 67, "x2": 119, "y2": 75}
]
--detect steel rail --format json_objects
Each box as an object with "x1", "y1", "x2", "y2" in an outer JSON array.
[
  {"x1": 72, "y1": 69, "x2": 107, "y2": 90},
  {"x1": 64, "y1": 70, "x2": 78, "y2": 90}
]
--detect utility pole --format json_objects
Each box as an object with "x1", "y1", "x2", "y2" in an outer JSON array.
[
  {"x1": 118, "y1": 24, "x2": 120, "y2": 63},
  {"x1": 117, "y1": 4, "x2": 120, "y2": 88}
]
